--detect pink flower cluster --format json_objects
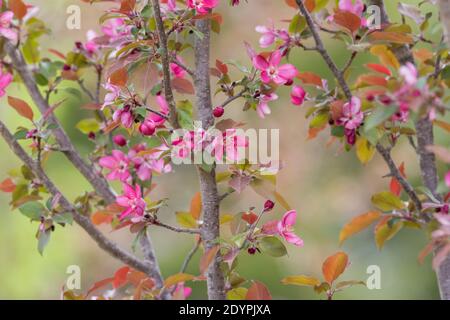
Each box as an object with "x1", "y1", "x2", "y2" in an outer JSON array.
[
  {"x1": 187, "y1": 0, "x2": 218, "y2": 14},
  {"x1": 99, "y1": 143, "x2": 171, "y2": 183},
  {"x1": 337, "y1": 97, "x2": 364, "y2": 145}
]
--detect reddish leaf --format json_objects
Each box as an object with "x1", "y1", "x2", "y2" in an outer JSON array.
[
  {"x1": 81, "y1": 102, "x2": 102, "y2": 110},
  {"x1": 190, "y1": 192, "x2": 202, "y2": 220},
  {"x1": 8, "y1": 96, "x2": 34, "y2": 121},
  {"x1": 216, "y1": 60, "x2": 228, "y2": 75},
  {"x1": 0, "y1": 178, "x2": 16, "y2": 193},
  {"x1": 86, "y1": 277, "x2": 114, "y2": 297},
  {"x1": 113, "y1": 266, "x2": 130, "y2": 289},
  {"x1": 297, "y1": 71, "x2": 323, "y2": 88},
  {"x1": 390, "y1": 162, "x2": 406, "y2": 197},
  {"x1": 61, "y1": 70, "x2": 79, "y2": 81},
  {"x1": 365, "y1": 63, "x2": 392, "y2": 76},
  {"x1": 171, "y1": 78, "x2": 195, "y2": 94},
  {"x1": 333, "y1": 10, "x2": 361, "y2": 34},
  {"x1": 322, "y1": 252, "x2": 348, "y2": 284},
  {"x1": 91, "y1": 211, "x2": 114, "y2": 225},
  {"x1": 369, "y1": 31, "x2": 414, "y2": 44},
  {"x1": 356, "y1": 75, "x2": 388, "y2": 87},
  {"x1": 9, "y1": 0, "x2": 27, "y2": 20},
  {"x1": 339, "y1": 211, "x2": 382, "y2": 245},
  {"x1": 200, "y1": 245, "x2": 220, "y2": 275},
  {"x1": 120, "y1": 0, "x2": 136, "y2": 12},
  {"x1": 246, "y1": 281, "x2": 272, "y2": 300},
  {"x1": 241, "y1": 211, "x2": 258, "y2": 225},
  {"x1": 109, "y1": 67, "x2": 128, "y2": 87}
]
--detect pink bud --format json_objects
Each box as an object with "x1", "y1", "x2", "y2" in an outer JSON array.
[
  {"x1": 291, "y1": 85, "x2": 306, "y2": 106},
  {"x1": 213, "y1": 106, "x2": 224, "y2": 118},
  {"x1": 139, "y1": 120, "x2": 156, "y2": 136},
  {"x1": 113, "y1": 134, "x2": 127, "y2": 147}
]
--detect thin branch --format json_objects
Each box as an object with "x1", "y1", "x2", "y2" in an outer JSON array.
[
  {"x1": 342, "y1": 51, "x2": 358, "y2": 74},
  {"x1": 152, "y1": 219, "x2": 201, "y2": 235},
  {"x1": 221, "y1": 89, "x2": 247, "y2": 109},
  {"x1": 375, "y1": 144, "x2": 422, "y2": 211},
  {"x1": 77, "y1": 79, "x2": 95, "y2": 101},
  {"x1": 149, "y1": 0, "x2": 180, "y2": 129},
  {"x1": 146, "y1": 107, "x2": 169, "y2": 120},
  {"x1": 5, "y1": 42, "x2": 116, "y2": 204},
  {"x1": 295, "y1": 0, "x2": 352, "y2": 100},
  {"x1": 170, "y1": 56, "x2": 195, "y2": 78},
  {"x1": 180, "y1": 238, "x2": 202, "y2": 273},
  {"x1": 0, "y1": 120, "x2": 152, "y2": 280}
]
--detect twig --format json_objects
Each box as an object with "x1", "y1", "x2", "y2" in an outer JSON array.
[
  {"x1": 221, "y1": 89, "x2": 247, "y2": 109},
  {"x1": 152, "y1": 219, "x2": 201, "y2": 235},
  {"x1": 180, "y1": 238, "x2": 202, "y2": 273},
  {"x1": 170, "y1": 56, "x2": 195, "y2": 78},
  {"x1": 342, "y1": 51, "x2": 358, "y2": 74},
  {"x1": 375, "y1": 144, "x2": 422, "y2": 211},
  {"x1": 149, "y1": 0, "x2": 180, "y2": 129}
]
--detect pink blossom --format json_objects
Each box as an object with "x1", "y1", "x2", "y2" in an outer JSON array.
[
  {"x1": 148, "y1": 94, "x2": 170, "y2": 126},
  {"x1": 230, "y1": 0, "x2": 240, "y2": 5},
  {"x1": 399, "y1": 62, "x2": 418, "y2": 86},
  {"x1": 102, "y1": 18, "x2": 131, "y2": 42},
  {"x1": 102, "y1": 82, "x2": 121, "y2": 108},
  {"x1": 223, "y1": 129, "x2": 249, "y2": 162},
  {"x1": 170, "y1": 57, "x2": 186, "y2": 78},
  {"x1": 99, "y1": 150, "x2": 131, "y2": 182},
  {"x1": 257, "y1": 93, "x2": 278, "y2": 118},
  {"x1": 291, "y1": 85, "x2": 306, "y2": 106},
  {"x1": 116, "y1": 183, "x2": 146, "y2": 221},
  {"x1": 163, "y1": 0, "x2": 177, "y2": 11},
  {"x1": 277, "y1": 210, "x2": 304, "y2": 247},
  {"x1": 339, "y1": 97, "x2": 363, "y2": 130},
  {"x1": 0, "y1": 68, "x2": 13, "y2": 97},
  {"x1": 173, "y1": 283, "x2": 192, "y2": 300},
  {"x1": 84, "y1": 30, "x2": 100, "y2": 56},
  {"x1": 339, "y1": 0, "x2": 364, "y2": 16},
  {"x1": 445, "y1": 171, "x2": 450, "y2": 188},
  {"x1": 187, "y1": 0, "x2": 219, "y2": 14},
  {"x1": 0, "y1": 11, "x2": 17, "y2": 41},
  {"x1": 255, "y1": 21, "x2": 290, "y2": 48},
  {"x1": 113, "y1": 105, "x2": 134, "y2": 128},
  {"x1": 253, "y1": 50, "x2": 298, "y2": 85}
]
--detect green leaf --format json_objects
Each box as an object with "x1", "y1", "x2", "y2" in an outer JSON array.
[
  {"x1": 227, "y1": 287, "x2": 248, "y2": 300},
  {"x1": 356, "y1": 137, "x2": 375, "y2": 165},
  {"x1": 371, "y1": 191, "x2": 405, "y2": 211},
  {"x1": 309, "y1": 112, "x2": 329, "y2": 129},
  {"x1": 335, "y1": 280, "x2": 366, "y2": 291},
  {"x1": 175, "y1": 212, "x2": 197, "y2": 228},
  {"x1": 76, "y1": 118, "x2": 100, "y2": 134},
  {"x1": 259, "y1": 236, "x2": 287, "y2": 257},
  {"x1": 281, "y1": 275, "x2": 321, "y2": 287},
  {"x1": 364, "y1": 106, "x2": 397, "y2": 132},
  {"x1": 52, "y1": 212, "x2": 73, "y2": 225},
  {"x1": 37, "y1": 230, "x2": 51, "y2": 256},
  {"x1": 289, "y1": 14, "x2": 306, "y2": 34},
  {"x1": 19, "y1": 201, "x2": 47, "y2": 221},
  {"x1": 64, "y1": 87, "x2": 83, "y2": 100}
]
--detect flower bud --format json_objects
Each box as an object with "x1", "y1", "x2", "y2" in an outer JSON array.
[
  {"x1": 263, "y1": 200, "x2": 275, "y2": 212},
  {"x1": 113, "y1": 134, "x2": 127, "y2": 147},
  {"x1": 213, "y1": 106, "x2": 224, "y2": 118}
]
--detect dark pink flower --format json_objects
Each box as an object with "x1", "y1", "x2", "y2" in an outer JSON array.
[
  {"x1": 99, "y1": 150, "x2": 131, "y2": 182},
  {"x1": 116, "y1": 183, "x2": 146, "y2": 221},
  {"x1": 277, "y1": 210, "x2": 304, "y2": 247},
  {"x1": 187, "y1": 0, "x2": 219, "y2": 14},
  {"x1": 253, "y1": 50, "x2": 298, "y2": 85},
  {"x1": 170, "y1": 57, "x2": 186, "y2": 79},
  {"x1": 113, "y1": 134, "x2": 127, "y2": 147},
  {"x1": 291, "y1": 85, "x2": 306, "y2": 106},
  {"x1": 0, "y1": 68, "x2": 13, "y2": 97},
  {"x1": 339, "y1": 97, "x2": 363, "y2": 130},
  {"x1": 113, "y1": 105, "x2": 134, "y2": 128}
]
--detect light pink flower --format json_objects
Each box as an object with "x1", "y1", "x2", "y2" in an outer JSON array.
[
  {"x1": 99, "y1": 150, "x2": 131, "y2": 182},
  {"x1": 223, "y1": 129, "x2": 248, "y2": 162},
  {"x1": 113, "y1": 105, "x2": 134, "y2": 128},
  {"x1": 339, "y1": 97, "x2": 363, "y2": 130},
  {"x1": 399, "y1": 62, "x2": 418, "y2": 86},
  {"x1": 257, "y1": 93, "x2": 278, "y2": 118},
  {"x1": 445, "y1": 171, "x2": 450, "y2": 188},
  {"x1": 0, "y1": 11, "x2": 17, "y2": 41},
  {"x1": 148, "y1": 94, "x2": 170, "y2": 126},
  {"x1": 187, "y1": 0, "x2": 219, "y2": 14},
  {"x1": 255, "y1": 21, "x2": 290, "y2": 48},
  {"x1": 173, "y1": 283, "x2": 192, "y2": 300},
  {"x1": 277, "y1": 210, "x2": 304, "y2": 247},
  {"x1": 291, "y1": 85, "x2": 306, "y2": 106},
  {"x1": 339, "y1": 0, "x2": 364, "y2": 16},
  {"x1": 0, "y1": 68, "x2": 13, "y2": 97},
  {"x1": 116, "y1": 183, "x2": 146, "y2": 220},
  {"x1": 85, "y1": 30, "x2": 100, "y2": 56},
  {"x1": 102, "y1": 18, "x2": 131, "y2": 42},
  {"x1": 253, "y1": 50, "x2": 298, "y2": 85},
  {"x1": 102, "y1": 82, "x2": 121, "y2": 108}
]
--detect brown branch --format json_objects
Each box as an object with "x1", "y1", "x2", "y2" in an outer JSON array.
[
  {"x1": 170, "y1": 56, "x2": 195, "y2": 78},
  {"x1": 375, "y1": 144, "x2": 422, "y2": 211},
  {"x1": 152, "y1": 219, "x2": 201, "y2": 235},
  {"x1": 193, "y1": 16, "x2": 226, "y2": 300},
  {"x1": 5, "y1": 42, "x2": 116, "y2": 204},
  {"x1": 180, "y1": 237, "x2": 201, "y2": 273},
  {"x1": 295, "y1": 0, "x2": 352, "y2": 100},
  {"x1": 0, "y1": 120, "x2": 154, "y2": 281},
  {"x1": 150, "y1": 0, "x2": 180, "y2": 129}
]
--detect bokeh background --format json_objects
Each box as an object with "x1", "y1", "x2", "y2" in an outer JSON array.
[{"x1": 0, "y1": 0, "x2": 446, "y2": 299}]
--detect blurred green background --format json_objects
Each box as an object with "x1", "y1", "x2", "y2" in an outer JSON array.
[{"x1": 0, "y1": 0, "x2": 445, "y2": 299}]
